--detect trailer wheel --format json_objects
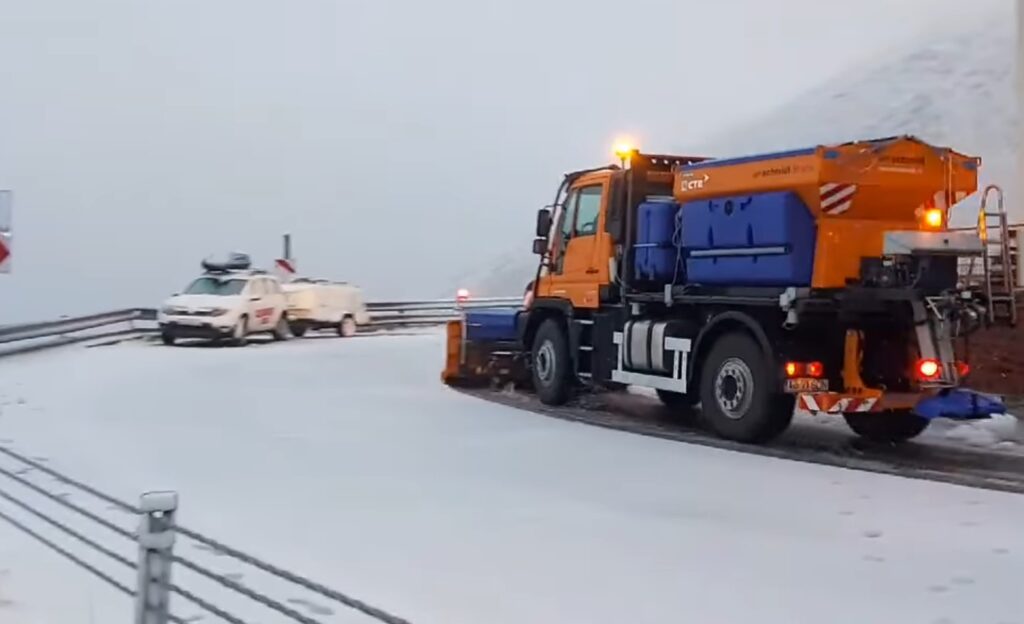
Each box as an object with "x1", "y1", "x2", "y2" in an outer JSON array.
[
  {"x1": 338, "y1": 316, "x2": 357, "y2": 338},
  {"x1": 531, "y1": 318, "x2": 572, "y2": 405},
  {"x1": 699, "y1": 332, "x2": 793, "y2": 443},
  {"x1": 843, "y1": 410, "x2": 929, "y2": 443}
]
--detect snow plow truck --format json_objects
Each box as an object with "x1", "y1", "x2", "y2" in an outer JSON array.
[{"x1": 442, "y1": 136, "x2": 1007, "y2": 444}]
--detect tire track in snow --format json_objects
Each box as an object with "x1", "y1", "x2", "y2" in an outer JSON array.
[{"x1": 459, "y1": 387, "x2": 1024, "y2": 494}]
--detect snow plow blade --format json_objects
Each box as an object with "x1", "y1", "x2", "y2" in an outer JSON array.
[{"x1": 441, "y1": 310, "x2": 529, "y2": 387}]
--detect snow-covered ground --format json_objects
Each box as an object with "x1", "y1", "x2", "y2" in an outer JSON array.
[{"x1": 1, "y1": 332, "x2": 1023, "y2": 624}]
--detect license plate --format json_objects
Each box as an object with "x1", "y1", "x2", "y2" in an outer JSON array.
[
  {"x1": 172, "y1": 317, "x2": 204, "y2": 326},
  {"x1": 785, "y1": 378, "x2": 829, "y2": 393}
]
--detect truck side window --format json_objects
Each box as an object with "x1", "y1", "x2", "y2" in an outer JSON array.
[
  {"x1": 554, "y1": 190, "x2": 578, "y2": 273},
  {"x1": 575, "y1": 185, "x2": 602, "y2": 235},
  {"x1": 560, "y1": 190, "x2": 578, "y2": 239}
]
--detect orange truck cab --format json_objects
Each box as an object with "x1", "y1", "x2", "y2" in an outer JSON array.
[{"x1": 446, "y1": 136, "x2": 1005, "y2": 444}]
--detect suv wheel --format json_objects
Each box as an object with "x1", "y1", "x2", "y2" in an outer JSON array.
[
  {"x1": 231, "y1": 316, "x2": 249, "y2": 347},
  {"x1": 272, "y1": 315, "x2": 291, "y2": 341}
]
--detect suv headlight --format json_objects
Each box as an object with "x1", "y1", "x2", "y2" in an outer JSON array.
[
  {"x1": 161, "y1": 306, "x2": 182, "y2": 315},
  {"x1": 209, "y1": 308, "x2": 229, "y2": 317}
]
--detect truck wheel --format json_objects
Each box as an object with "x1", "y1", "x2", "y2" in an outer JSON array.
[
  {"x1": 231, "y1": 316, "x2": 249, "y2": 347},
  {"x1": 338, "y1": 316, "x2": 357, "y2": 338},
  {"x1": 160, "y1": 332, "x2": 175, "y2": 346},
  {"x1": 271, "y1": 315, "x2": 291, "y2": 341},
  {"x1": 289, "y1": 322, "x2": 307, "y2": 338},
  {"x1": 699, "y1": 332, "x2": 794, "y2": 443},
  {"x1": 844, "y1": 410, "x2": 929, "y2": 443},
  {"x1": 531, "y1": 318, "x2": 572, "y2": 405}
]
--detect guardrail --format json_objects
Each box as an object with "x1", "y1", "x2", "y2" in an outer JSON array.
[
  {"x1": 0, "y1": 444, "x2": 413, "y2": 624},
  {"x1": 0, "y1": 308, "x2": 157, "y2": 358},
  {"x1": 0, "y1": 297, "x2": 523, "y2": 356},
  {"x1": 366, "y1": 297, "x2": 522, "y2": 327}
]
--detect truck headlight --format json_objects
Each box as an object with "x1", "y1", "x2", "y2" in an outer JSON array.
[
  {"x1": 161, "y1": 306, "x2": 182, "y2": 315},
  {"x1": 209, "y1": 308, "x2": 229, "y2": 317}
]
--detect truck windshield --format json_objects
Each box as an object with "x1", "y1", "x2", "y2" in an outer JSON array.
[{"x1": 184, "y1": 277, "x2": 246, "y2": 296}]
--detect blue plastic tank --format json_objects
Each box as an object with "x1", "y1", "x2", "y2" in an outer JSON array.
[
  {"x1": 681, "y1": 191, "x2": 816, "y2": 286},
  {"x1": 634, "y1": 201, "x2": 682, "y2": 283}
]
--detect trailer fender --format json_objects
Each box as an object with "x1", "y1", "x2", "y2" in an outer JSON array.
[{"x1": 688, "y1": 311, "x2": 776, "y2": 387}]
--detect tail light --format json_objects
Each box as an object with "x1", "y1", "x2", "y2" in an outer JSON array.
[
  {"x1": 956, "y1": 360, "x2": 970, "y2": 378},
  {"x1": 916, "y1": 358, "x2": 941, "y2": 380},
  {"x1": 785, "y1": 362, "x2": 824, "y2": 378}
]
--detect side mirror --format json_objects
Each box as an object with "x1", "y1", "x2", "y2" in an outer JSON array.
[
  {"x1": 535, "y1": 208, "x2": 552, "y2": 238},
  {"x1": 532, "y1": 237, "x2": 547, "y2": 255}
]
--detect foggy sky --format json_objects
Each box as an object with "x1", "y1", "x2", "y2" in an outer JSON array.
[{"x1": 0, "y1": 0, "x2": 1006, "y2": 322}]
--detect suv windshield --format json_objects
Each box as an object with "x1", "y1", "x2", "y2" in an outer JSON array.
[{"x1": 184, "y1": 277, "x2": 247, "y2": 296}]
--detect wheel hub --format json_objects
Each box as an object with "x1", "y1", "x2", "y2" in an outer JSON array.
[
  {"x1": 535, "y1": 341, "x2": 555, "y2": 384},
  {"x1": 715, "y1": 357, "x2": 754, "y2": 420}
]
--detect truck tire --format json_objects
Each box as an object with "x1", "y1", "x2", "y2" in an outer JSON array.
[
  {"x1": 656, "y1": 390, "x2": 699, "y2": 421},
  {"x1": 531, "y1": 318, "x2": 572, "y2": 405},
  {"x1": 699, "y1": 332, "x2": 794, "y2": 443},
  {"x1": 844, "y1": 410, "x2": 929, "y2": 443}
]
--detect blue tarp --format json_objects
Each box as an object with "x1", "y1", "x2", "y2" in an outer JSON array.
[{"x1": 914, "y1": 389, "x2": 1005, "y2": 421}]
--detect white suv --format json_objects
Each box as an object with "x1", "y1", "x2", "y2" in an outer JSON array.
[{"x1": 158, "y1": 270, "x2": 290, "y2": 346}]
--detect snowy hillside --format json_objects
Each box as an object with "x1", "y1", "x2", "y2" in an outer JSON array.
[
  {"x1": 695, "y1": 11, "x2": 1017, "y2": 226},
  {"x1": 470, "y1": 7, "x2": 1017, "y2": 296}
]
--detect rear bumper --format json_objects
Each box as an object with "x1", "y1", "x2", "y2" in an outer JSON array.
[
  {"x1": 159, "y1": 322, "x2": 234, "y2": 340},
  {"x1": 798, "y1": 392, "x2": 915, "y2": 414}
]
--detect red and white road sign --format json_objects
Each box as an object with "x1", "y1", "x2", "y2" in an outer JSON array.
[
  {"x1": 0, "y1": 190, "x2": 9, "y2": 274},
  {"x1": 274, "y1": 258, "x2": 296, "y2": 281},
  {"x1": 0, "y1": 234, "x2": 9, "y2": 273}
]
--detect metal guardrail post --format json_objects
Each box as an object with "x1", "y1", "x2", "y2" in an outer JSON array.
[{"x1": 134, "y1": 491, "x2": 179, "y2": 624}]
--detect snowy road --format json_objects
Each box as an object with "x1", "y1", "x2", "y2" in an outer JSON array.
[{"x1": 1, "y1": 331, "x2": 1023, "y2": 624}]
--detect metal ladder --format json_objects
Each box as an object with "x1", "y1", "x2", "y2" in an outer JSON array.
[{"x1": 971, "y1": 185, "x2": 1018, "y2": 326}]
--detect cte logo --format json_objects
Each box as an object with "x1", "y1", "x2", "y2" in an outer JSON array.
[{"x1": 679, "y1": 174, "x2": 709, "y2": 192}]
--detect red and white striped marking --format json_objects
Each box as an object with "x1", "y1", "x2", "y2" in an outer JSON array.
[
  {"x1": 274, "y1": 258, "x2": 296, "y2": 275},
  {"x1": 799, "y1": 394, "x2": 878, "y2": 414},
  {"x1": 819, "y1": 183, "x2": 857, "y2": 216}
]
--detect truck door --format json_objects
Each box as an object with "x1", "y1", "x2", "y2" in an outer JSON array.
[{"x1": 548, "y1": 182, "x2": 605, "y2": 308}]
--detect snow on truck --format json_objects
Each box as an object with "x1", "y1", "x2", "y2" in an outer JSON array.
[{"x1": 442, "y1": 136, "x2": 1009, "y2": 444}]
